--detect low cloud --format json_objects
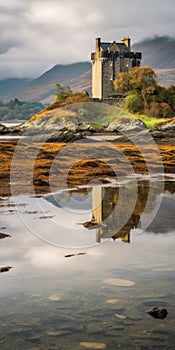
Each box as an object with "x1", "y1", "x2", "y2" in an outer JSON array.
[{"x1": 0, "y1": 0, "x2": 174, "y2": 78}]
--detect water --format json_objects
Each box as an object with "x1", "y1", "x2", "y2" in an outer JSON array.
[
  {"x1": 0, "y1": 180, "x2": 175, "y2": 349},
  {"x1": 0, "y1": 122, "x2": 23, "y2": 127}
]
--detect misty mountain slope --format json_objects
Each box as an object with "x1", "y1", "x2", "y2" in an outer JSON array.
[
  {"x1": 0, "y1": 78, "x2": 32, "y2": 99},
  {"x1": 30, "y1": 62, "x2": 91, "y2": 86},
  {"x1": 1, "y1": 36, "x2": 175, "y2": 103},
  {"x1": 5, "y1": 62, "x2": 91, "y2": 103},
  {"x1": 133, "y1": 36, "x2": 175, "y2": 69}
]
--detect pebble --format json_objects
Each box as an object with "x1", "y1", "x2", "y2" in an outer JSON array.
[
  {"x1": 48, "y1": 293, "x2": 62, "y2": 301},
  {"x1": 80, "y1": 342, "x2": 106, "y2": 349},
  {"x1": 103, "y1": 278, "x2": 136, "y2": 287},
  {"x1": 115, "y1": 313, "x2": 127, "y2": 319},
  {"x1": 106, "y1": 299, "x2": 119, "y2": 304}
]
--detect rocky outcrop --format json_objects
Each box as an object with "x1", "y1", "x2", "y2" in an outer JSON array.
[
  {"x1": 0, "y1": 100, "x2": 174, "y2": 144},
  {"x1": 150, "y1": 119, "x2": 175, "y2": 143}
]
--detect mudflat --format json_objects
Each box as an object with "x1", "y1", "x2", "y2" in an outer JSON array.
[{"x1": 0, "y1": 140, "x2": 174, "y2": 197}]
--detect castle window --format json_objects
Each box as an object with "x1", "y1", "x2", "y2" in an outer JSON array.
[
  {"x1": 110, "y1": 74, "x2": 113, "y2": 81},
  {"x1": 109, "y1": 61, "x2": 113, "y2": 67}
]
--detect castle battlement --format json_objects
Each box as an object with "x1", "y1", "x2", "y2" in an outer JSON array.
[{"x1": 91, "y1": 37, "x2": 142, "y2": 99}]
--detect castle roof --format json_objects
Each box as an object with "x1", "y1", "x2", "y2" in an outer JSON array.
[{"x1": 101, "y1": 41, "x2": 129, "y2": 52}]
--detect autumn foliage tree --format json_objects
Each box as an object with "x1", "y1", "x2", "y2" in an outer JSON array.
[{"x1": 113, "y1": 66, "x2": 175, "y2": 117}]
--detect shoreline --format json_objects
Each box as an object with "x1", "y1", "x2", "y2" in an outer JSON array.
[{"x1": 0, "y1": 140, "x2": 175, "y2": 197}]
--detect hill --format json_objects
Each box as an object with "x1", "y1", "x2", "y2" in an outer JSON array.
[
  {"x1": 7, "y1": 62, "x2": 91, "y2": 104},
  {"x1": 133, "y1": 36, "x2": 175, "y2": 69},
  {"x1": 133, "y1": 36, "x2": 175, "y2": 87},
  {"x1": 0, "y1": 78, "x2": 32, "y2": 99},
  {"x1": 1, "y1": 36, "x2": 175, "y2": 103}
]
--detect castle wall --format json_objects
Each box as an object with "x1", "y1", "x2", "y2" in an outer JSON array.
[
  {"x1": 91, "y1": 38, "x2": 142, "y2": 99},
  {"x1": 92, "y1": 55, "x2": 103, "y2": 99}
]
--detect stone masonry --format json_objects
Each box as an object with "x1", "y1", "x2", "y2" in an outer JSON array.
[{"x1": 91, "y1": 37, "x2": 142, "y2": 99}]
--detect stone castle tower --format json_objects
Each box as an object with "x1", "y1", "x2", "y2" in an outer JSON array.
[{"x1": 91, "y1": 36, "x2": 142, "y2": 99}]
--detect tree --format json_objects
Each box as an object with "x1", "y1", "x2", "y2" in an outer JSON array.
[
  {"x1": 64, "y1": 85, "x2": 73, "y2": 96},
  {"x1": 125, "y1": 94, "x2": 144, "y2": 113},
  {"x1": 56, "y1": 83, "x2": 64, "y2": 102},
  {"x1": 55, "y1": 84, "x2": 73, "y2": 103},
  {"x1": 114, "y1": 66, "x2": 158, "y2": 107},
  {"x1": 113, "y1": 71, "x2": 130, "y2": 94},
  {"x1": 129, "y1": 67, "x2": 157, "y2": 107}
]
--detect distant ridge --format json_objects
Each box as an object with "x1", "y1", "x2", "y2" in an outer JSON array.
[
  {"x1": 1, "y1": 36, "x2": 175, "y2": 102},
  {"x1": 9, "y1": 62, "x2": 91, "y2": 103},
  {"x1": 30, "y1": 62, "x2": 91, "y2": 86},
  {"x1": 133, "y1": 36, "x2": 175, "y2": 69},
  {"x1": 0, "y1": 78, "x2": 32, "y2": 99}
]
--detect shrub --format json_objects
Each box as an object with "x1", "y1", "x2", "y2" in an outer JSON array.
[{"x1": 125, "y1": 94, "x2": 144, "y2": 113}]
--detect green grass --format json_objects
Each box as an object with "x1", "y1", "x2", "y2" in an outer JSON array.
[
  {"x1": 117, "y1": 111, "x2": 167, "y2": 129},
  {"x1": 91, "y1": 107, "x2": 168, "y2": 129}
]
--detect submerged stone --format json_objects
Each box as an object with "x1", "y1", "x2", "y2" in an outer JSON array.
[
  {"x1": 115, "y1": 313, "x2": 127, "y2": 319},
  {"x1": 0, "y1": 232, "x2": 11, "y2": 239},
  {"x1": 0, "y1": 266, "x2": 12, "y2": 273},
  {"x1": 103, "y1": 278, "x2": 136, "y2": 287},
  {"x1": 147, "y1": 307, "x2": 168, "y2": 319},
  {"x1": 48, "y1": 293, "x2": 62, "y2": 301},
  {"x1": 80, "y1": 342, "x2": 106, "y2": 349},
  {"x1": 106, "y1": 299, "x2": 120, "y2": 304}
]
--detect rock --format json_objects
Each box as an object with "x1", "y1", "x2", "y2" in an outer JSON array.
[
  {"x1": 115, "y1": 313, "x2": 127, "y2": 319},
  {"x1": 45, "y1": 330, "x2": 64, "y2": 336},
  {"x1": 0, "y1": 266, "x2": 12, "y2": 273},
  {"x1": 103, "y1": 278, "x2": 136, "y2": 287},
  {"x1": 80, "y1": 342, "x2": 106, "y2": 349},
  {"x1": 106, "y1": 299, "x2": 120, "y2": 304},
  {"x1": 0, "y1": 233, "x2": 11, "y2": 239},
  {"x1": 81, "y1": 221, "x2": 99, "y2": 229},
  {"x1": 48, "y1": 293, "x2": 62, "y2": 301},
  {"x1": 147, "y1": 307, "x2": 168, "y2": 319},
  {"x1": 64, "y1": 252, "x2": 86, "y2": 258}
]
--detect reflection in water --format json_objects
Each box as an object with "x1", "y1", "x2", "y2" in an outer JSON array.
[
  {"x1": 49, "y1": 179, "x2": 169, "y2": 244},
  {"x1": 91, "y1": 182, "x2": 150, "y2": 243},
  {"x1": 0, "y1": 180, "x2": 175, "y2": 349}
]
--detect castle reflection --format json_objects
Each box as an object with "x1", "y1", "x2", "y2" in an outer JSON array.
[
  {"x1": 46, "y1": 180, "x2": 175, "y2": 244},
  {"x1": 91, "y1": 182, "x2": 149, "y2": 243}
]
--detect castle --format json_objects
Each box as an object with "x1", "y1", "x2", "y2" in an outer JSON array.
[{"x1": 91, "y1": 36, "x2": 142, "y2": 99}]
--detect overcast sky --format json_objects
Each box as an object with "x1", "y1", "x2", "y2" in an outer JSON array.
[{"x1": 0, "y1": 0, "x2": 174, "y2": 79}]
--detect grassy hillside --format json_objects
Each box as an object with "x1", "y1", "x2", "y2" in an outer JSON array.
[{"x1": 26, "y1": 93, "x2": 169, "y2": 130}]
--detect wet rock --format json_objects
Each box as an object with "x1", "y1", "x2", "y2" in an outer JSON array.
[
  {"x1": 81, "y1": 221, "x2": 99, "y2": 229},
  {"x1": 103, "y1": 278, "x2": 136, "y2": 287},
  {"x1": 80, "y1": 342, "x2": 106, "y2": 349},
  {"x1": 64, "y1": 252, "x2": 86, "y2": 258},
  {"x1": 147, "y1": 307, "x2": 168, "y2": 319},
  {"x1": 48, "y1": 293, "x2": 62, "y2": 301},
  {"x1": 106, "y1": 299, "x2": 119, "y2": 304},
  {"x1": 80, "y1": 220, "x2": 105, "y2": 229},
  {"x1": 0, "y1": 232, "x2": 11, "y2": 239},
  {"x1": 0, "y1": 266, "x2": 12, "y2": 273},
  {"x1": 45, "y1": 330, "x2": 65, "y2": 336},
  {"x1": 115, "y1": 313, "x2": 127, "y2": 319}
]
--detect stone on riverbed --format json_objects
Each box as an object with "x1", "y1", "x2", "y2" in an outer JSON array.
[
  {"x1": 103, "y1": 278, "x2": 136, "y2": 287},
  {"x1": 80, "y1": 342, "x2": 106, "y2": 349}
]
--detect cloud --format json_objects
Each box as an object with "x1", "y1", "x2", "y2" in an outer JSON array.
[{"x1": 0, "y1": 0, "x2": 174, "y2": 78}]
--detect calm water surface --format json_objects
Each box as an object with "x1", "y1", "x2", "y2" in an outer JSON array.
[{"x1": 0, "y1": 179, "x2": 175, "y2": 350}]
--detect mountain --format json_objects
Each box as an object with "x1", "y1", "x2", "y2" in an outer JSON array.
[
  {"x1": 133, "y1": 36, "x2": 175, "y2": 87},
  {"x1": 30, "y1": 62, "x2": 91, "y2": 86},
  {"x1": 133, "y1": 36, "x2": 175, "y2": 69},
  {"x1": 0, "y1": 78, "x2": 33, "y2": 99},
  {"x1": 1, "y1": 36, "x2": 175, "y2": 103},
  {"x1": 9, "y1": 62, "x2": 91, "y2": 104}
]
